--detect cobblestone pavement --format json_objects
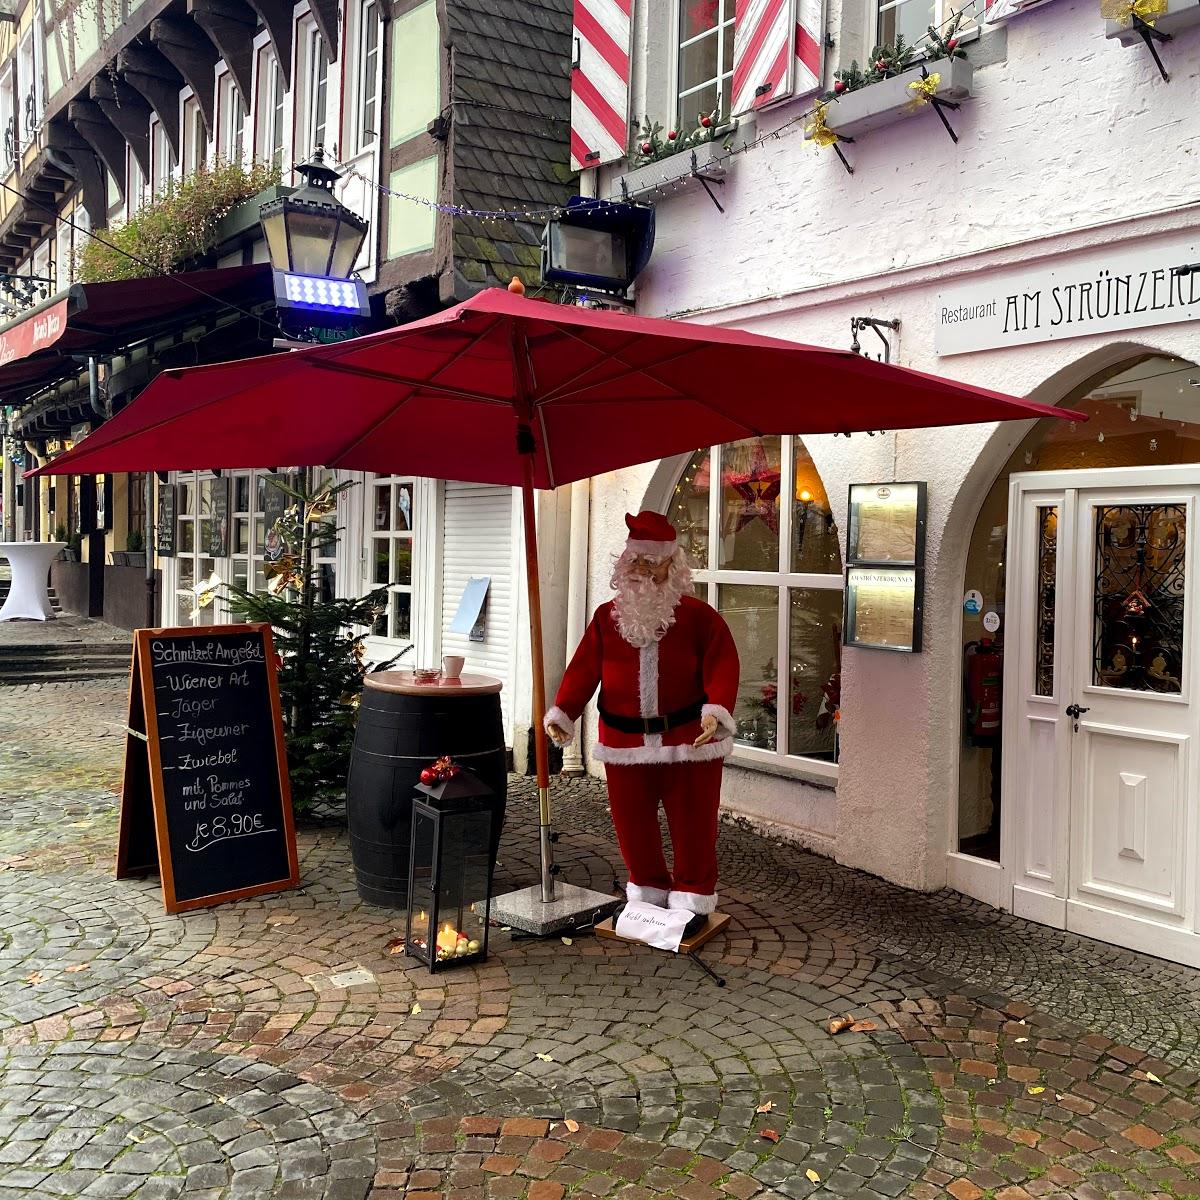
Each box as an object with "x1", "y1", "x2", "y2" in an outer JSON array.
[{"x1": 2, "y1": 674, "x2": 1200, "y2": 1199}]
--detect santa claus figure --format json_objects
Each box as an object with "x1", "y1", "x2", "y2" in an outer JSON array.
[{"x1": 545, "y1": 511, "x2": 740, "y2": 932}]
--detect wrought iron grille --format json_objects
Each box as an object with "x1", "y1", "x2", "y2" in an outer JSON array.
[
  {"x1": 1035, "y1": 505, "x2": 1058, "y2": 697},
  {"x1": 1092, "y1": 504, "x2": 1186, "y2": 693}
]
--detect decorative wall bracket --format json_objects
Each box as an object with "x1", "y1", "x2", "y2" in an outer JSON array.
[
  {"x1": 1104, "y1": 0, "x2": 1198, "y2": 79},
  {"x1": 615, "y1": 139, "x2": 737, "y2": 210}
]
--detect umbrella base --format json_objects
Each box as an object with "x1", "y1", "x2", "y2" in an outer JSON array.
[{"x1": 492, "y1": 882, "x2": 620, "y2": 936}]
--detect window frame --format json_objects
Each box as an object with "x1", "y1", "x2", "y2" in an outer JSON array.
[
  {"x1": 216, "y1": 67, "x2": 246, "y2": 166},
  {"x1": 674, "y1": 0, "x2": 736, "y2": 127},
  {"x1": 254, "y1": 41, "x2": 287, "y2": 168},
  {"x1": 681, "y1": 436, "x2": 843, "y2": 781},
  {"x1": 149, "y1": 115, "x2": 173, "y2": 197},
  {"x1": 181, "y1": 91, "x2": 206, "y2": 176},
  {"x1": 301, "y1": 19, "x2": 330, "y2": 157},
  {"x1": 367, "y1": 473, "x2": 417, "y2": 644},
  {"x1": 354, "y1": 0, "x2": 381, "y2": 153},
  {"x1": 0, "y1": 62, "x2": 16, "y2": 177}
]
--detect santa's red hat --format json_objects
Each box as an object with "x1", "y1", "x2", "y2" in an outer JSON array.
[{"x1": 625, "y1": 511, "x2": 678, "y2": 558}]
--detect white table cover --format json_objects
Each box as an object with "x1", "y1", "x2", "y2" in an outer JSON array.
[{"x1": 0, "y1": 542, "x2": 65, "y2": 621}]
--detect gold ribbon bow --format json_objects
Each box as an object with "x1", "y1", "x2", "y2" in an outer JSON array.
[
  {"x1": 1100, "y1": 0, "x2": 1166, "y2": 23},
  {"x1": 804, "y1": 102, "x2": 840, "y2": 148},
  {"x1": 905, "y1": 73, "x2": 942, "y2": 110}
]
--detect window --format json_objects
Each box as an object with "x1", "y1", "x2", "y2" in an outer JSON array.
[
  {"x1": 128, "y1": 473, "x2": 147, "y2": 540},
  {"x1": 126, "y1": 145, "x2": 148, "y2": 217},
  {"x1": 17, "y1": 26, "x2": 41, "y2": 141},
  {"x1": 667, "y1": 436, "x2": 843, "y2": 774},
  {"x1": 302, "y1": 23, "x2": 329, "y2": 155},
  {"x1": 182, "y1": 94, "x2": 206, "y2": 174},
  {"x1": 150, "y1": 117, "x2": 173, "y2": 196},
  {"x1": 356, "y1": 0, "x2": 380, "y2": 151},
  {"x1": 255, "y1": 46, "x2": 286, "y2": 168},
  {"x1": 0, "y1": 64, "x2": 16, "y2": 174},
  {"x1": 370, "y1": 474, "x2": 416, "y2": 642},
  {"x1": 677, "y1": 0, "x2": 735, "y2": 125},
  {"x1": 174, "y1": 474, "x2": 219, "y2": 627},
  {"x1": 218, "y1": 70, "x2": 245, "y2": 164},
  {"x1": 877, "y1": 0, "x2": 935, "y2": 46}
]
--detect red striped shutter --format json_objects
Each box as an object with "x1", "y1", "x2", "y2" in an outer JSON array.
[
  {"x1": 570, "y1": 0, "x2": 633, "y2": 171},
  {"x1": 731, "y1": 0, "x2": 823, "y2": 117}
]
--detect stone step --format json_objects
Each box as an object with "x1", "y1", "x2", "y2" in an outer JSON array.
[{"x1": 0, "y1": 582, "x2": 63, "y2": 613}]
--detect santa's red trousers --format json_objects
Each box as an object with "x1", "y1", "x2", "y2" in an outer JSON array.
[{"x1": 604, "y1": 760, "x2": 723, "y2": 898}]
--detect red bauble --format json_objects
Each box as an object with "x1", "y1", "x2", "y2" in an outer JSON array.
[
  {"x1": 420, "y1": 768, "x2": 435, "y2": 784},
  {"x1": 667, "y1": 129, "x2": 678, "y2": 140},
  {"x1": 946, "y1": 37, "x2": 958, "y2": 48},
  {"x1": 874, "y1": 59, "x2": 887, "y2": 71},
  {"x1": 833, "y1": 79, "x2": 847, "y2": 94},
  {"x1": 700, "y1": 115, "x2": 712, "y2": 127},
  {"x1": 640, "y1": 141, "x2": 651, "y2": 153}
]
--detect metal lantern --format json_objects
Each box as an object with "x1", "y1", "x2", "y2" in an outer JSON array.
[
  {"x1": 259, "y1": 148, "x2": 371, "y2": 319},
  {"x1": 540, "y1": 196, "x2": 655, "y2": 296},
  {"x1": 405, "y1": 767, "x2": 496, "y2": 972}
]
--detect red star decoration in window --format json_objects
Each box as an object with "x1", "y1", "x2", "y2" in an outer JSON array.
[{"x1": 726, "y1": 441, "x2": 781, "y2": 533}]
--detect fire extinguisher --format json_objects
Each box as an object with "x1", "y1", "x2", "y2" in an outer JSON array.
[{"x1": 963, "y1": 638, "x2": 1003, "y2": 744}]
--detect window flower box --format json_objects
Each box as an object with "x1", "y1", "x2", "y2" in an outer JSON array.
[
  {"x1": 615, "y1": 138, "x2": 736, "y2": 204},
  {"x1": 820, "y1": 58, "x2": 974, "y2": 140},
  {"x1": 1105, "y1": 0, "x2": 1200, "y2": 43}
]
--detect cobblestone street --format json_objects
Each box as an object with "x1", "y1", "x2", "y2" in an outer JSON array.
[{"x1": 2, "y1": 635, "x2": 1200, "y2": 1199}]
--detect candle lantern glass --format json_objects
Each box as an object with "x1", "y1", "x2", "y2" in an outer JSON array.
[{"x1": 405, "y1": 772, "x2": 495, "y2": 972}]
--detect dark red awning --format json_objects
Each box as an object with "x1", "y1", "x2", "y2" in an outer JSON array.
[{"x1": 0, "y1": 263, "x2": 272, "y2": 403}]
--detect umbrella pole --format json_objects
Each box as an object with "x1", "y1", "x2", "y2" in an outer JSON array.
[{"x1": 520, "y1": 458, "x2": 556, "y2": 904}]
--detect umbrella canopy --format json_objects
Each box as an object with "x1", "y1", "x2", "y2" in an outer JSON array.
[
  {"x1": 33, "y1": 285, "x2": 1082, "y2": 484},
  {"x1": 32, "y1": 284, "x2": 1083, "y2": 914}
]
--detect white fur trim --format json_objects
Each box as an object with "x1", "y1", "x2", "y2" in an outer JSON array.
[
  {"x1": 627, "y1": 883, "x2": 669, "y2": 906},
  {"x1": 702, "y1": 704, "x2": 737, "y2": 737},
  {"x1": 668, "y1": 890, "x2": 718, "y2": 915},
  {"x1": 626, "y1": 538, "x2": 676, "y2": 558},
  {"x1": 592, "y1": 736, "x2": 732, "y2": 764},
  {"x1": 544, "y1": 706, "x2": 576, "y2": 745},
  {"x1": 638, "y1": 642, "x2": 663, "y2": 753}
]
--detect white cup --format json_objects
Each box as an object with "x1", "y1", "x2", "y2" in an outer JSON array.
[{"x1": 442, "y1": 654, "x2": 465, "y2": 680}]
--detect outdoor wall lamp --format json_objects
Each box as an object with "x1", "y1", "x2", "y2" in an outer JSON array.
[
  {"x1": 259, "y1": 148, "x2": 371, "y2": 322},
  {"x1": 541, "y1": 197, "x2": 655, "y2": 296}
]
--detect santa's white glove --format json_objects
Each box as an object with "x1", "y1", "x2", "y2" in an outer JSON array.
[
  {"x1": 693, "y1": 714, "x2": 720, "y2": 747},
  {"x1": 546, "y1": 722, "x2": 573, "y2": 747}
]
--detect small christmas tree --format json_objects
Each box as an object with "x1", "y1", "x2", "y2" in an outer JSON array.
[{"x1": 227, "y1": 475, "x2": 407, "y2": 814}]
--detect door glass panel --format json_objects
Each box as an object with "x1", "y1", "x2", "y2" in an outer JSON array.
[
  {"x1": 394, "y1": 483, "x2": 413, "y2": 530},
  {"x1": 718, "y1": 436, "x2": 781, "y2": 571},
  {"x1": 788, "y1": 587, "x2": 841, "y2": 762},
  {"x1": 1093, "y1": 503, "x2": 1185, "y2": 694},
  {"x1": 1034, "y1": 506, "x2": 1058, "y2": 697},
  {"x1": 392, "y1": 538, "x2": 412, "y2": 585},
  {"x1": 718, "y1": 583, "x2": 779, "y2": 750},
  {"x1": 373, "y1": 484, "x2": 390, "y2": 531}
]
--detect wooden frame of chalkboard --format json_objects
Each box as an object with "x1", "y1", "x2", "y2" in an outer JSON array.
[{"x1": 117, "y1": 623, "x2": 300, "y2": 913}]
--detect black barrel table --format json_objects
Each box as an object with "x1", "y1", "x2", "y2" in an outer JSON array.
[{"x1": 347, "y1": 670, "x2": 507, "y2": 906}]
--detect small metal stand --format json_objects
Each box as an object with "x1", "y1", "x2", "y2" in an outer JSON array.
[
  {"x1": 594, "y1": 911, "x2": 731, "y2": 986},
  {"x1": 917, "y1": 67, "x2": 962, "y2": 143}
]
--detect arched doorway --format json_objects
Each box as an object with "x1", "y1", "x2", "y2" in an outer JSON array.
[{"x1": 954, "y1": 352, "x2": 1200, "y2": 966}]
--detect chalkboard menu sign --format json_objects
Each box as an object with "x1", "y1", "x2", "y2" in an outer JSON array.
[
  {"x1": 155, "y1": 482, "x2": 177, "y2": 557},
  {"x1": 203, "y1": 476, "x2": 230, "y2": 557},
  {"x1": 117, "y1": 623, "x2": 299, "y2": 913}
]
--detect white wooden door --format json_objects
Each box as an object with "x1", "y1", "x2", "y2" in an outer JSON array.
[{"x1": 1005, "y1": 467, "x2": 1200, "y2": 967}]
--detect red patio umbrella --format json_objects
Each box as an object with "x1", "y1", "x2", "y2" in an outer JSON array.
[{"x1": 35, "y1": 284, "x2": 1083, "y2": 916}]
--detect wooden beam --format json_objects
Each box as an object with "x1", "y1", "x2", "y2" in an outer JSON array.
[
  {"x1": 89, "y1": 74, "x2": 152, "y2": 179},
  {"x1": 67, "y1": 98, "x2": 128, "y2": 203},
  {"x1": 187, "y1": 0, "x2": 257, "y2": 120},
  {"x1": 150, "y1": 16, "x2": 221, "y2": 133},
  {"x1": 118, "y1": 42, "x2": 184, "y2": 163}
]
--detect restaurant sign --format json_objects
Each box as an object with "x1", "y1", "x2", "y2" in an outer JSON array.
[
  {"x1": 0, "y1": 298, "x2": 69, "y2": 366},
  {"x1": 936, "y1": 236, "x2": 1200, "y2": 356}
]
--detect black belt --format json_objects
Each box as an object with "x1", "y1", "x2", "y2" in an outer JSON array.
[{"x1": 599, "y1": 699, "x2": 704, "y2": 735}]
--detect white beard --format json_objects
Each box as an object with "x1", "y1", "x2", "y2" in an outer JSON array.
[{"x1": 612, "y1": 566, "x2": 689, "y2": 648}]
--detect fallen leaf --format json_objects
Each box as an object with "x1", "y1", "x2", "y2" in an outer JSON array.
[
  {"x1": 384, "y1": 937, "x2": 406, "y2": 955},
  {"x1": 826, "y1": 1015, "x2": 855, "y2": 1035},
  {"x1": 564, "y1": 1119, "x2": 580, "y2": 1133},
  {"x1": 561, "y1": 937, "x2": 573, "y2": 946},
  {"x1": 849, "y1": 1020, "x2": 877, "y2": 1033},
  {"x1": 756, "y1": 1101, "x2": 775, "y2": 1114},
  {"x1": 535, "y1": 1052, "x2": 554, "y2": 1062},
  {"x1": 1146, "y1": 1071, "x2": 1162, "y2": 1083},
  {"x1": 64, "y1": 963, "x2": 90, "y2": 974},
  {"x1": 1028, "y1": 1086, "x2": 1045, "y2": 1095},
  {"x1": 25, "y1": 972, "x2": 45, "y2": 985},
  {"x1": 411, "y1": 1003, "x2": 422, "y2": 1015},
  {"x1": 758, "y1": 1129, "x2": 780, "y2": 1143},
  {"x1": 805, "y1": 1169, "x2": 821, "y2": 1183}
]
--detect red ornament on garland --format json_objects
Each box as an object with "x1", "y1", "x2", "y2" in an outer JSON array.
[
  {"x1": 667, "y1": 129, "x2": 678, "y2": 140},
  {"x1": 833, "y1": 79, "x2": 847, "y2": 94},
  {"x1": 420, "y1": 768, "x2": 435, "y2": 784},
  {"x1": 946, "y1": 37, "x2": 958, "y2": 48},
  {"x1": 640, "y1": 141, "x2": 652, "y2": 153},
  {"x1": 874, "y1": 59, "x2": 887, "y2": 71},
  {"x1": 700, "y1": 114, "x2": 712, "y2": 127}
]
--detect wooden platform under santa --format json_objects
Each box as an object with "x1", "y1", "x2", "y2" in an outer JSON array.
[{"x1": 592, "y1": 912, "x2": 729, "y2": 960}]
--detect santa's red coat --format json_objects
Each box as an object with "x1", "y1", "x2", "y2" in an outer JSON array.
[{"x1": 545, "y1": 595, "x2": 740, "y2": 764}]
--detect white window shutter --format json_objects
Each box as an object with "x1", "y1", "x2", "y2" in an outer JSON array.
[
  {"x1": 731, "y1": 0, "x2": 824, "y2": 117},
  {"x1": 569, "y1": 0, "x2": 633, "y2": 171}
]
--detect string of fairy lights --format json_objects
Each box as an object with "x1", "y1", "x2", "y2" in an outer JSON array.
[{"x1": 338, "y1": 0, "x2": 988, "y2": 228}]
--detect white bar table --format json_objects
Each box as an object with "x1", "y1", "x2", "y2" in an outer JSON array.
[{"x1": 0, "y1": 542, "x2": 65, "y2": 621}]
